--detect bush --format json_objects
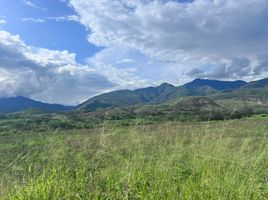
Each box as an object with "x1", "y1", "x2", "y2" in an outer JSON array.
[
  {"x1": 48, "y1": 120, "x2": 75, "y2": 130},
  {"x1": 232, "y1": 107, "x2": 254, "y2": 119}
]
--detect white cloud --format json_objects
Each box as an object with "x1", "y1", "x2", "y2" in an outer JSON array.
[
  {"x1": 0, "y1": 30, "x2": 149, "y2": 105},
  {"x1": 21, "y1": 15, "x2": 80, "y2": 24},
  {"x1": 47, "y1": 15, "x2": 79, "y2": 22},
  {"x1": 22, "y1": 0, "x2": 47, "y2": 11},
  {"x1": 86, "y1": 46, "x2": 189, "y2": 85},
  {"x1": 0, "y1": 19, "x2": 6, "y2": 24},
  {"x1": 69, "y1": 0, "x2": 268, "y2": 80},
  {"x1": 22, "y1": 18, "x2": 45, "y2": 23}
]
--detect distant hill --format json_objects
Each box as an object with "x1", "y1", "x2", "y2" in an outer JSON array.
[
  {"x1": 77, "y1": 78, "x2": 249, "y2": 110},
  {"x1": 0, "y1": 96, "x2": 73, "y2": 114}
]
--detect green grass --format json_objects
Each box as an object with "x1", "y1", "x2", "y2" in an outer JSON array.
[
  {"x1": 248, "y1": 114, "x2": 268, "y2": 120},
  {"x1": 0, "y1": 118, "x2": 267, "y2": 199}
]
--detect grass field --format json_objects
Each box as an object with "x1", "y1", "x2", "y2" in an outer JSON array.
[{"x1": 0, "y1": 118, "x2": 267, "y2": 199}]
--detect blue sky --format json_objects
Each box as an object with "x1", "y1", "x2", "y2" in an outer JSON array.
[
  {"x1": 0, "y1": 0, "x2": 101, "y2": 62},
  {"x1": 0, "y1": 0, "x2": 268, "y2": 105}
]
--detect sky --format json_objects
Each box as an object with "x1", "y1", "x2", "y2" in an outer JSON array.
[{"x1": 0, "y1": 0, "x2": 268, "y2": 105}]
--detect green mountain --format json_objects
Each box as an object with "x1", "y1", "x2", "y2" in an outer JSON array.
[
  {"x1": 77, "y1": 83, "x2": 176, "y2": 110},
  {"x1": 77, "y1": 78, "x2": 249, "y2": 110}
]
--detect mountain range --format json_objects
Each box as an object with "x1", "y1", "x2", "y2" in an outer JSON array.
[
  {"x1": 77, "y1": 79, "x2": 249, "y2": 110},
  {"x1": 1, "y1": 78, "x2": 268, "y2": 114},
  {"x1": 77, "y1": 78, "x2": 250, "y2": 110}
]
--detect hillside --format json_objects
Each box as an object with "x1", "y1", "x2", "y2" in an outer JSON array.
[
  {"x1": 74, "y1": 96, "x2": 235, "y2": 123},
  {"x1": 0, "y1": 96, "x2": 73, "y2": 114}
]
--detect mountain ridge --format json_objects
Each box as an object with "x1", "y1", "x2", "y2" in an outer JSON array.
[
  {"x1": 0, "y1": 96, "x2": 73, "y2": 114},
  {"x1": 184, "y1": 78, "x2": 247, "y2": 91}
]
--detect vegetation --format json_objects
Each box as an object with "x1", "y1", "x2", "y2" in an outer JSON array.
[
  {"x1": 1, "y1": 79, "x2": 268, "y2": 199},
  {"x1": 0, "y1": 116, "x2": 267, "y2": 199},
  {"x1": 0, "y1": 96, "x2": 261, "y2": 133}
]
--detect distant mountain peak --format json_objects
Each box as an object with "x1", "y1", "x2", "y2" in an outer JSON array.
[
  {"x1": 158, "y1": 82, "x2": 175, "y2": 92},
  {"x1": 190, "y1": 78, "x2": 246, "y2": 83},
  {"x1": 159, "y1": 82, "x2": 175, "y2": 87},
  {"x1": 184, "y1": 78, "x2": 247, "y2": 91}
]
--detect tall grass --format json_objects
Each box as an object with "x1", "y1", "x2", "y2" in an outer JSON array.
[{"x1": 0, "y1": 118, "x2": 267, "y2": 199}]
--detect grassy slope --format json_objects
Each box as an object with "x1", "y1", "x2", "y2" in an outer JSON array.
[{"x1": 0, "y1": 118, "x2": 267, "y2": 199}]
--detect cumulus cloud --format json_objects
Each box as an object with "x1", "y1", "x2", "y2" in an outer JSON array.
[
  {"x1": 228, "y1": 58, "x2": 251, "y2": 78},
  {"x1": 86, "y1": 46, "x2": 188, "y2": 85},
  {"x1": 185, "y1": 68, "x2": 204, "y2": 77},
  {"x1": 69, "y1": 0, "x2": 268, "y2": 80},
  {"x1": 0, "y1": 30, "x2": 149, "y2": 105},
  {"x1": 254, "y1": 54, "x2": 268, "y2": 75},
  {"x1": 184, "y1": 58, "x2": 252, "y2": 80}
]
